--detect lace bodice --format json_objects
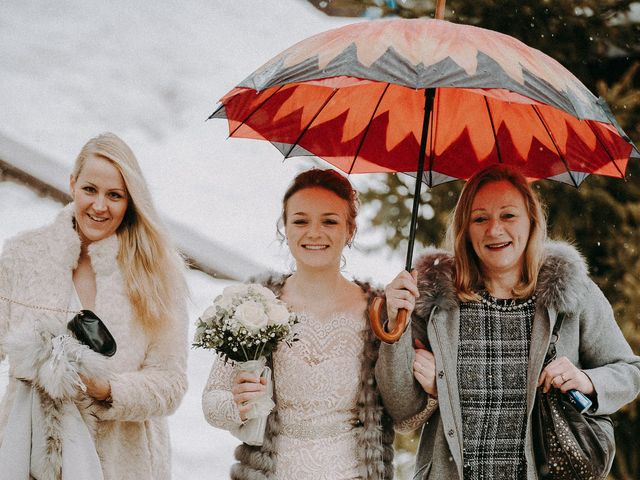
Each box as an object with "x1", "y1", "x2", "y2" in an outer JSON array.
[
  {"x1": 274, "y1": 309, "x2": 367, "y2": 479},
  {"x1": 202, "y1": 308, "x2": 368, "y2": 480}
]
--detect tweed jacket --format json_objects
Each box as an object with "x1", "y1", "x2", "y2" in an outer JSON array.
[
  {"x1": 0, "y1": 204, "x2": 188, "y2": 480},
  {"x1": 202, "y1": 273, "x2": 395, "y2": 480},
  {"x1": 375, "y1": 241, "x2": 640, "y2": 480}
]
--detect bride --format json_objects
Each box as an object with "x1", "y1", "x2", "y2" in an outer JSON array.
[{"x1": 202, "y1": 169, "x2": 408, "y2": 479}]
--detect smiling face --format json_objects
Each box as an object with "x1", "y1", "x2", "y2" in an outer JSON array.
[
  {"x1": 468, "y1": 180, "x2": 531, "y2": 282},
  {"x1": 284, "y1": 187, "x2": 352, "y2": 272},
  {"x1": 70, "y1": 154, "x2": 129, "y2": 246}
]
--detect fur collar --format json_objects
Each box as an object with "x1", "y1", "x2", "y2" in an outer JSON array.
[
  {"x1": 414, "y1": 240, "x2": 591, "y2": 319},
  {"x1": 5, "y1": 203, "x2": 119, "y2": 275}
]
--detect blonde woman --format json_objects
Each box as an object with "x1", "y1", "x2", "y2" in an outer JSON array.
[{"x1": 0, "y1": 133, "x2": 188, "y2": 479}]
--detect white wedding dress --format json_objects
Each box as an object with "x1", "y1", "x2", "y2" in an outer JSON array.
[{"x1": 203, "y1": 308, "x2": 368, "y2": 480}]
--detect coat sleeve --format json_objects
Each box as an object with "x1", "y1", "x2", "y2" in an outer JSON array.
[
  {"x1": 201, "y1": 356, "x2": 243, "y2": 432},
  {"x1": 375, "y1": 309, "x2": 436, "y2": 425},
  {"x1": 577, "y1": 279, "x2": 640, "y2": 415},
  {"x1": 94, "y1": 299, "x2": 189, "y2": 422}
]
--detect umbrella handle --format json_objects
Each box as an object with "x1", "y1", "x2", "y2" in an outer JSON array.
[
  {"x1": 435, "y1": 0, "x2": 446, "y2": 20},
  {"x1": 369, "y1": 297, "x2": 409, "y2": 344}
]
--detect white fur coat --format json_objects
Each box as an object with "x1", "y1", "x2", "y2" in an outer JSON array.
[{"x1": 0, "y1": 204, "x2": 189, "y2": 480}]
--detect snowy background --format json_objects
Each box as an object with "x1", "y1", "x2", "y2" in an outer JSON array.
[
  {"x1": 0, "y1": 0, "x2": 410, "y2": 283},
  {"x1": 0, "y1": 1, "x2": 414, "y2": 478}
]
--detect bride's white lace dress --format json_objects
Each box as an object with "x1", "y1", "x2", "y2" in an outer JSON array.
[{"x1": 203, "y1": 308, "x2": 368, "y2": 480}]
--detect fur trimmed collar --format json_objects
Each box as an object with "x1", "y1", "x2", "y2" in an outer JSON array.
[
  {"x1": 414, "y1": 240, "x2": 592, "y2": 319},
  {"x1": 5, "y1": 203, "x2": 120, "y2": 276}
]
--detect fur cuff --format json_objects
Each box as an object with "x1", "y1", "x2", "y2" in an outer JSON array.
[{"x1": 3, "y1": 325, "x2": 110, "y2": 400}]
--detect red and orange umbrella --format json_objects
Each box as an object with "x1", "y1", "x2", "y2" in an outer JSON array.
[{"x1": 210, "y1": 6, "x2": 638, "y2": 342}]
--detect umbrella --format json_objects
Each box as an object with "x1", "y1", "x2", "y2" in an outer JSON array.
[{"x1": 210, "y1": 1, "x2": 638, "y2": 342}]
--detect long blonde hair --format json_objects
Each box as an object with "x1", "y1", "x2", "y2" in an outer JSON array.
[
  {"x1": 446, "y1": 164, "x2": 547, "y2": 301},
  {"x1": 72, "y1": 133, "x2": 187, "y2": 330}
]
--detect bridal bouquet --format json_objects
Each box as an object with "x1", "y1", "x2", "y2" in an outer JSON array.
[{"x1": 194, "y1": 283, "x2": 298, "y2": 445}]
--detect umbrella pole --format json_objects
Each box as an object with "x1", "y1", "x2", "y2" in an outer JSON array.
[
  {"x1": 405, "y1": 88, "x2": 436, "y2": 271},
  {"x1": 370, "y1": 88, "x2": 436, "y2": 344},
  {"x1": 370, "y1": 2, "x2": 443, "y2": 343}
]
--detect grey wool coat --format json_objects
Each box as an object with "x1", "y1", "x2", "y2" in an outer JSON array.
[
  {"x1": 202, "y1": 273, "x2": 395, "y2": 480},
  {"x1": 375, "y1": 241, "x2": 640, "y2": 480}
]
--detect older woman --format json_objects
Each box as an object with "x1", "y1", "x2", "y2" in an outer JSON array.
[
  {"x1": 376, "y1": 164, "x2": 640, "y2": 479},
  {"x1": 0, "y1": 133, "x2": 188, "y2": 479}
]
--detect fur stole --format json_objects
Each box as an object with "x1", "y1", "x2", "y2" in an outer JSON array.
[{"x1": 413, "y1": 240, "x2": 593, "y2": 320}]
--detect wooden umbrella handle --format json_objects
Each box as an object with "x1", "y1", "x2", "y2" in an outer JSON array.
[
  {"x1": 369, "y1": 296, "x2": 409, "y2": 344},
  {"x1": 435, "y1": 0, "x2": 446, "y2": 19}
]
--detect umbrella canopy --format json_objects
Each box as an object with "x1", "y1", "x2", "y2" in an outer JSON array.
[
  {"x1": 212, "y1": 18, "x2": 638, "y2": 188},
  {"x1": 210, "y1": 16, "x2": 638, "y2": 342}
]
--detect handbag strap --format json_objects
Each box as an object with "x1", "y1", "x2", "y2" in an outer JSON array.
[{"x1": 544, "y1": 312, "x2": 566, "y2": 366}]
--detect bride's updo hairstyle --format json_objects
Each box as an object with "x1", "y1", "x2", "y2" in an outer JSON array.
[{"x1": 279, "y1": 168, "x2": 359, "y2": 242}]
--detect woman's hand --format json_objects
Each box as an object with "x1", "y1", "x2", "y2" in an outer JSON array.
[
  {"x1": 384, "y1": 270, "x2": 419, "y2": 332},
  {"x1": 538, "y1": 356, "x2": 595, "y2": 395},
  {"x1": 80, "y1": 374, "x2": 111, "y2": 401},
  {"x1": 413, "y1": 339, "x2": 437, "y2": 398},
  {"x1": 232, "y1": 371, "x2": 267, "y2": 421}
]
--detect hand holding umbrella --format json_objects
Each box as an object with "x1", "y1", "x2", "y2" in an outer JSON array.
[{"x1": 377, "y1": 269, "x2": 420, "y2": 342}]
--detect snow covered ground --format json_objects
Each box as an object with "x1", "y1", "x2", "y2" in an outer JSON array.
[{"x1": 1, "y1": 1, "x2": 415, "y2": 478}]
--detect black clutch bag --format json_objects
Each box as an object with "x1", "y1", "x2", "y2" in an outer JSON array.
[{"x1": 67, "y1": 310, "x2": 117, "y2": 357}]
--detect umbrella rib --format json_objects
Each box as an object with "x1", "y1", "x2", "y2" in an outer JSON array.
[
  {"x1": 284, "y1": 88, "x2": 340, "y2": 158},
  {"x1": 531, "y1": 105, "x2": 579, "y2": 188},
  {"x1": 483, "y1": 96, "x2": 503, "y2": 163},
  {"x1": 228, "y1": 85, "x2": 286, "y2": 138},
  {"x1": 347, "y1": 83, "x2": 391, "y2": 175},
  {"x1": 585, "y1": 121, "x2": 625, "y2": 179}
]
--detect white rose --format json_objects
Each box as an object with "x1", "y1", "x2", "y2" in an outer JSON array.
[
  {"x1": 250, "y1": 284, "x2": 277, "y2": 301},
  {"x1": 267, "y1": 304, "x2": 291, "y2": 326},
  {"x1": 234, "y1": 300, "x2": 269, "y2": 332}
]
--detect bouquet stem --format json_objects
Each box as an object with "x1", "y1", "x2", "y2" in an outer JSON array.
[{"x1": 233, "y1": 356, "x2": 275, "y2": 446}]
